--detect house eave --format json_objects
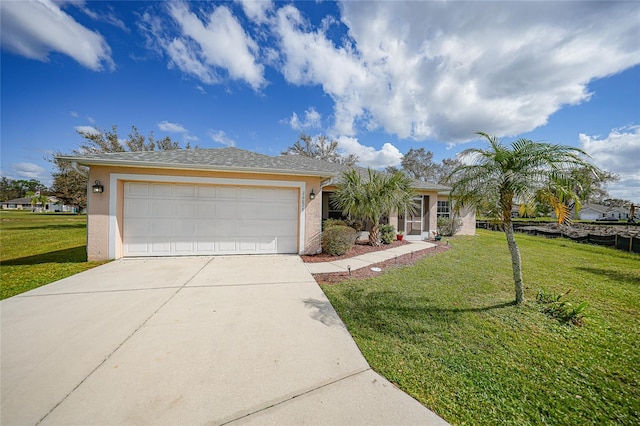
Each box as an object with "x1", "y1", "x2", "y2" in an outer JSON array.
[{"x1": 56, "y1": 156, "x2": 338, "y2": 180}]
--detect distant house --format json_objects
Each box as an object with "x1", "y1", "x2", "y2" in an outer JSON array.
[
  {"x1": 578, "y1": 203, "x2": 630, "y2": 221},
  {"x1": 1, "y1": 196, "x2": 74, "y2": 212},
  {"x1": 1, "y1": 197, "x2": 33, "y2": 210}
]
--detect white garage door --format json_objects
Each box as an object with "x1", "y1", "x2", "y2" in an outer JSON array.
[{"x1": 123, "y1": 182, "x2": 299, "y2": 257}]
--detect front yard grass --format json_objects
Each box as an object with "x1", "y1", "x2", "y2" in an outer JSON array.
[
  {"x1": 1, "y1": 211, "x2": 106, "y2": 299},
  {"x1": 322, "y1": 229, "x2": 639, "y2": 425}
]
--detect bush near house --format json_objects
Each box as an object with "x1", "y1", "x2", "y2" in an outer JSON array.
[
  {"x1": 321, "y1": 225, "x2": 358, "y2": 256},
  {"x1": 379, "y1": 224, "x2": 396, "y2": 244},
  {"x1": 437, "y1": 216, "x2": 462, "y2": 236}
]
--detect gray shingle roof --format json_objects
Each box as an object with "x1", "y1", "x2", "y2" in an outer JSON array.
[
  {"x1": 57, "y1": 147, "x2": 343, "y2": 177},
  {"x1": 57, "y1": 147, "x2": 451, "y2": 191}
]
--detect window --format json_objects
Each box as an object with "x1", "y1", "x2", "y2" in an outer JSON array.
[{"x1": 437, "y1": 200, "x2": 450, "y2": 218}]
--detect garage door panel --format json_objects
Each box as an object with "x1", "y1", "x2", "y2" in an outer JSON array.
[
  {"x1": 124, "y1": 182, "x2": 299, "y2": 256},
  {"x1": 217, "y1": 187, "x2": 238, "y2": 199},
  {"x1": 125, "y1": 199, "x2": 149, "y2": 217},
  {"x1": 215, "y1": 203, "x2": 237, "y2": 218},
  {"x1": 196, "y1": 241, "x2": 215, "y2": 253},
  {"x1": 174, "y1": 241, "x2": 195, "y2": 253},
  {"x1": 175, "y1": 221, "x2": 194, "y2": 236},
  {"x1": 124, "y1": 218, "x2": 150, "y2": 237},
  {"x1": 174, "y1": 203, "x2": 195, "y2": 217},
  {"x1": 195, "y1": 202, "x2": 217, "y2": 218},
  {"x1": 126, "y1": 182, "x2": 149, "y2": 196},
  {"x1": 196, "y1": 185, "x2": 216, "y2": 199},
  {"x1": 151, "y1": 184, "x2": 172, "y2": 197},
  {"x1": 174, "y1": 185, "x2": 195, "y2": 198}
]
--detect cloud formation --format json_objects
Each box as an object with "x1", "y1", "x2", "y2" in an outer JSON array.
[
  {"x1": 141, "y1": 1, "x2": 265, "y2": 90},
  {"x1": 336, "y1": 136, "x2": 402, "y2": 169},
  {"x1": 273, "y1": 1, "x2": 639, "y2": 142},
  {"x1": 158, "y1": 121, "x2": 188, "y2": 133},
  {"x1": 74, "y1": 125, "x2": 100, "y2": 135},
  {"x1": 285, "y1": 107, "x2": 322, "y2": 131},
  {"x1": 11, "y1": 162, "x2": 47, "y2": 181},
  {"x1": 208, "y1": 130, "x2": 236, "y2": 147},
  {"x1": 580, "y1": 126, "x2": 640, "y2": 203},
  {"x1": 0, "y1": 0, "x2": 114, "y2": 71}
]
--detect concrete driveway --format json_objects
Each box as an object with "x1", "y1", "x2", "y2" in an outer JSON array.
[{"x1": 1, "y1": 255, "x2": 447, "y2": 425}]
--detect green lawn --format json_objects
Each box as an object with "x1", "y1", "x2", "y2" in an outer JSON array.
[
  {"x1": 0, "y1": 210, "x2": 106, "y2": 299},
  {"x1": 322, "y1": 229, "x2": 640, "y2": 425}
]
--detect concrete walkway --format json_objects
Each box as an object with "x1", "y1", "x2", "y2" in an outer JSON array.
[
  {"x1": 305, "y1": 240, "x2": 436, "y2": 274},
  {"x1": 1, "y1": 255, "x2": 448, "y2": 425}
]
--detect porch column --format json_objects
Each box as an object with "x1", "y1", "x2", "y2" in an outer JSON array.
[
  {"x1": 389, "y1": 209, "x2": 399, "y2": 230},
  {"x1": 428, "y1": 195, "x2": 438, "y2": 238}
]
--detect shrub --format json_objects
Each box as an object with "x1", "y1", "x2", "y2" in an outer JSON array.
[
  {"x1": 322, "y1": 225, "x2": 357, "y2": 256},
  {"x1": 536, "y1": 288, "x2": 588, "y2": 326},
  {"x1": 323, "y1": 218, "x2": 348, "y2": 230},
  {"x1": 437, "y1": 216, "x2": 463, "y2": 236},
  {"x1": 379, "y1": 224, "x2": 396, "y2": 244}
]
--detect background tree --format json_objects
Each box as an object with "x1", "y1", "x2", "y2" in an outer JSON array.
[
  {"x1": 282, "y1": 133, "x2": 358, "y2": 166},
  {"x1": 386, "y1": 148, "x2": 463, "y2": 184},
  {"x1": 331, "y1": 168, "x2": 417, "y2": 246},
  {"x1": 448, "y1": 132, "x2": 601, "y2": 304},
  {"x1": 51, "y1": 125, "x2": 187, "y2": 211},
  {"x1": 0, "y1": 178, "x2": 47, "y2": 200}
]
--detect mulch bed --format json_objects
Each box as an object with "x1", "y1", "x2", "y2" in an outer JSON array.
[
  {"x1": 301, "y1": 239, "x2": 411, "y2": 263},
  {"x1": 303, "y1": 241, "x2": 450, "y2": 285}
]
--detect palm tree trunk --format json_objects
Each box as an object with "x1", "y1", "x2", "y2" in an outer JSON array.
[
  {"x1": 369, "y1": 224, "x2": 381, "y2": 246},
  {"x1": 504, "y1": 222, "x2": 525, "y2": 304}
]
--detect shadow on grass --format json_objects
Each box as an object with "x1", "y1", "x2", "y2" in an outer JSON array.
[
  {"x1": 576, "y1": 267, "x2": 640, "y2": 286},
  {"x1": 1, "y1": 246, "x2": 87, "y2": 265},
  {"x1": 332, "y1": 288, "x2": 516, "y2": 337},
  {"x1": 426, "y1": 300, "x2": 516, "y2": 313}
]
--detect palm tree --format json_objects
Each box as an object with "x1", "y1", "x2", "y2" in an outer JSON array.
[
  {"x1": 449, "y1": 132, "x2": 601, "y2": 304},
  {"x1": 26, "y1": 191, "x2": 50, "y2": 213},
  {"x1": 332, "y1": 168, "x2": 417, "y2": 246}
]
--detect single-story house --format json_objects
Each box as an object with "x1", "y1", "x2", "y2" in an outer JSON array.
[
  {"x1": 57, "y1": 147, "x2": 475, "y2": 261},
  {"x1": 1, "y1": 197, "x2": 33, "y2": 210},
  {"x1": 578, "y1": 203, "x2": 630, "y2": 221},
  {"x1": 1, "y1": 196, "x2": 71, "y2": 212}
]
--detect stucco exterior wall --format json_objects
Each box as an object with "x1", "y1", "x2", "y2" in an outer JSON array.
[
  {"x1": 87, "y1": 166, "x2": 324, "y2": 260},
  {"x1": 456, "y1": 205, "x2": 477, "y2": 235}
]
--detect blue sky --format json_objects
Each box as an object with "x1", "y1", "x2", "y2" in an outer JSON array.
[{"x1": 1, "y1": 0, "x2": 639, "y2": 203}]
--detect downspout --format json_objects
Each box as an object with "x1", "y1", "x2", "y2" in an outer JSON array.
[{"x1": 71, "y1": 161, "x2": 89, "y2": 177}]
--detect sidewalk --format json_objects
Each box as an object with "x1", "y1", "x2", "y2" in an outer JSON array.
[{"x1": 305, "y1": 240, "x2": 436, "y2": 274}]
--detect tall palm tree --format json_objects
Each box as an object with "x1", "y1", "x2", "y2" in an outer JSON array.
[
  {"x1": 449, "y1": 132, "x2": 601, "y2": 304},
  {"x1": 332, "y1": 168, "x2": 417, "y2": 246}
]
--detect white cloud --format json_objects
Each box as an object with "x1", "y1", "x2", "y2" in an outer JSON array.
[
  {"x1": 11, "y1": 162, "x2": 47, "y2": 181},
  {"x1": 72, "y1": 1, "x2": 129, "y2": 32},
  {"x1": 74, "y1": 125, "x2": 100, "y2": 135},
  {"x1": 285, "y1": 107, "x2": 322, "y2": 131},
  {"x1": 183, "y1": 134, "x2": 199, "y2": 143},
  {"x1": 70, "y1": 111, "x2": 79, "y2": 118},
  {"x1": 158, "y1": 121, "x2": 188, "y2": 133},
  {"x1": 208, "y1": 130, "x2": 236, "y2": 147},
  {"x1": 141, "y1": 1, "x2": 265, "y2": 90},
  {"x1": 580, "y1": 126, "x2": 640, "y2": 203},
  {"x1": 272, "y1": 2, "x2": 640, "y2": 142},
  {"x1": 335, "y1": 136, "x2": 402, "y2": 169},
  {"x1": 236, "y1": 0, "x2": 273, "y2": 24},
  {"x1": 0, "y1": 0, "x2": 114, "y2": 71}
]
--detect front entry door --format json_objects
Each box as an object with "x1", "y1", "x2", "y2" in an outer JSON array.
[{"x1": 405, "y1": 196, "x2": 423, "y2": 236}]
